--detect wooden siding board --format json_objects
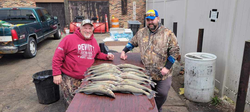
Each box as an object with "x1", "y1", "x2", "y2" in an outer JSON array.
[{"x1": 68, "y1": 1, "x2": 109, "y2": 23}]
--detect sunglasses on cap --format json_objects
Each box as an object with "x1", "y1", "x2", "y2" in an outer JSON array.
[{"x1": 146, "y1": 12, "x2": 156, "y2": 17}]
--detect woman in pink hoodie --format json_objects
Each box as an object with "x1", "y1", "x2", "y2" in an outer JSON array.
[{"x1": 52, "y1": 19, "x2": 114, "y2": 106}]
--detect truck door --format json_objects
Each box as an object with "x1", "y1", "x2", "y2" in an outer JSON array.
[
  {"x1": 36, "y1": 9, "x2": 53, "y2": 41},
  {"x1": 41, "y1": 9, "x2": 54, "y2": 37}
]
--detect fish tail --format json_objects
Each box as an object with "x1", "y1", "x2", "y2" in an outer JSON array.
[
  {"x1": 150, "y1": 83, "x2": 155, "y2": 88},
  {"x1": 87, "y1": 68, "x2": 93, "y2": 72},
  {"x1": 149, "y1": 77, "x2": 152, "y2": 80},
  {"x1": 150, "y1": 81, "x2": 157, "y2": 88},
  {"x1": 150, "y1": 90, "x2": 157, "y2": 97},
  {"x1": 85, "y1": 72, "x2": 91, "y2": 75},
  {"x1": 88, "y1": 66, "x2": 98, "y2": 70},
  {"x1": 146, "y1": 83, "x2": 152, "y2": 87},
  {"x1": 87, "y1": 69, "x2": 95, "y2": 72},
  {"x1": 88, "y1": 67, "x2": 98, "y2": 71},
  {"x1": 143, "y1": 76, "x2": 149, "y2": 79},
  {"x1": 72, "y1": 87, "x2": 82, "y2": 95},
  {"x1": 83, "y1": 78, "x2": 90, "y2": 82},
  {"x1": 109, "y1": 91, "x2": 116, "y2": 98},
  {"x1": 146, "y1": 91, "x2": 154, "y2": 99},
  {"x1": 87, "y1": 71, "x2": 93, "y2": 75}
]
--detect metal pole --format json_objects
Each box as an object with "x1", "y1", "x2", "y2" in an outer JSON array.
[
  {"x1": 235, "y1": 40, "x2": 250, "y2": 112},
  {"x1": 64, "y1": 0, "x2": 70, "y2": 27},
  {"x1": 197, "y1": 29, "x2": 204, "y2": 52}
]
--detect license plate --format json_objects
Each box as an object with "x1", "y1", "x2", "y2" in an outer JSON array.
[{"x1": 0, "y1": 36, "x2": 12, "y2": 42}]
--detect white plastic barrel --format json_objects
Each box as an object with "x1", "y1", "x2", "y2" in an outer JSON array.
[
  {"x1": 65, "y1": 29, "x2": 69, "y2": 34},
  {"x1": 184, "y1": 52, "x2": 217, "y2": 102}
]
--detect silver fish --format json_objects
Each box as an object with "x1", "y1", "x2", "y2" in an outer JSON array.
[
  {"x1": 82, "y1": 83, "x2": 116, "y2": 90},
  {"x1": 77, "y1": 85, "x2": 116, "y2": 98},
  {"x1": 88, "y1": 63, "x2": 118, "y2": 71},
  {"x1": 123, "y1": 71, "x2": 150, "y2": 79},
  {"x1": 88, "y1": 66, "x2": 119, "y2": 73},
  {"x1": 88, "y1": 69, "x2": 121, "y2": 75},
  {"x1": 88, "y1": 69, "x2": 122, "y2": 75},
  {"x1": 86, "y1": 75, "x2": 123, "y2": 82},
  {"x1": 111, "y1": 85, "x2": 155, "y2": 99},
  {"x1": 119, "y1": 73, "x2": 156, "y2": 87},
  {"x1": 91, "y1": 72, "x2": 120, "y2": 77},
  {"x1": 119, "y1": 80, "x2": 157, "y2": 95},
  {"x1": 121, "y1": 68, "x2": 146, "y2": 75},
  {"x1": 122, "y1": 79, "x2": 150, "y2": 86},
  {"x1": 117, "y1": 64, "x2": 145, "y2": 71},
  {"x1": 89, "y1": 80, "x2": 119, "y2": 85}
]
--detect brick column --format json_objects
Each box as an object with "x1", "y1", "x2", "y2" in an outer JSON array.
[{"x1": 109, "y1": 0, "x2": 145, "y2": 28}]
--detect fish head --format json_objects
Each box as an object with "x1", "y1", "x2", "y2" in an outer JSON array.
[
  {"x1": 106, "y1": 89, "x2": 116, "y2": 98},
  {"x1": 108, "y1": 84, "x2": 116, "y2": 88},
  {"x1": 115, "y1": 76, "x2": 123, "y2": 81}
]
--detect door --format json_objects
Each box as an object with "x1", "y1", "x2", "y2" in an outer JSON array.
[
  {"x1": 35, "y1": 9, "x2": 49, "y2": 42},
  {"x1": 41, "y1": 9, "x2": 54, "y2": 35}
]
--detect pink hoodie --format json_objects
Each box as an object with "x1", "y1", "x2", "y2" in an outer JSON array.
[{"x1": 52, "y1": 28, "x2": 108, "y2": 79}]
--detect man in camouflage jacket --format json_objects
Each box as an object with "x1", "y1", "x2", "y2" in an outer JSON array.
[{"x1": 120, "y1": 9, "x2": 180, "y2": 112}]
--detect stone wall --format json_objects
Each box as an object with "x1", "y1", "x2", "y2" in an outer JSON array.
[
  {"x1": 109, "y1": 0, "x2": 146, "y2": 28},
  {"x1": 0, "y1": 0, "x2": 36, "y2": 8}
]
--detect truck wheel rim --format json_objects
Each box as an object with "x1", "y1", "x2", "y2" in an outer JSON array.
[{"x1": 30, "y1": 41, "x2": 36, "y2": 55}]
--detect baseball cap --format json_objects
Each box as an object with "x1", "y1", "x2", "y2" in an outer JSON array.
[
  {"x1": 81, "y1": 19, "x2": 93, "y2": 26},
  {"x1": 145, "y1": 10, "x2": 159, "y2": 20}
]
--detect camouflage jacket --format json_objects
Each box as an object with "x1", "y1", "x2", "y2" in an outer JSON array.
[{"x1": 129, "y1": 25, "x2": 180, "y2": 81}]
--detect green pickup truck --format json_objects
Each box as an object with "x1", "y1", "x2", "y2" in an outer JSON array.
[{"x1": 0, "y1": 7, "x2": 61, "y2": 58}]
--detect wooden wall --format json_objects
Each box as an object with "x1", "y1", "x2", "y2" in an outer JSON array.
[{"x1": 68, "y1": 1, "x2": 109, "y2": 23}]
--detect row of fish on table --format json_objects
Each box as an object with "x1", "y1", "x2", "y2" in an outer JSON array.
[{"x1": 75, "y1": 63, "x2": 157, "y2": 99}]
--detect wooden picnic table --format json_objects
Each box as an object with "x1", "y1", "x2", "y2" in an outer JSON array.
[{"x1": 66, "y1": 53, "x2": 158, "y2": 112}]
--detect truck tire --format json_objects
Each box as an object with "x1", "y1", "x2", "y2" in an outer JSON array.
[
  {"x1": 23, "y1": 37, "x2": 37, "y2": 58},
  {"x1": 54, "y1": 29, "x2": 61, "y2": 39}
]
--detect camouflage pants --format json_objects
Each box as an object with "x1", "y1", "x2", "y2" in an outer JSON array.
[{"x1": 59, "y1": 74, "x2": 82, "y2": 107}]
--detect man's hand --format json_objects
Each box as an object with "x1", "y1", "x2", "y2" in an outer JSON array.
[
  {"x1": 107, "y1": 53, "x2": 114, "y2": 60},
  {"x1": 120, "y1": 51, "x2": 127, "y2": 60},
  {"x1": 53, "y1": 75, "x2": 62, "y2": 85},
  {"x1": 161, "y1": 67, "x2": 170, "y2": 76}
]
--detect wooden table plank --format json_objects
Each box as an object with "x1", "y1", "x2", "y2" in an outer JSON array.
[
  {"x1": 104, "y1": 41, "x2": 128, "y2": 46},
  {"x1": 93, "y1": 53, "x2": 143, "y2": 67},
  {"x1": 66, "y1": 53, "x2": 158, "y2": 112}
]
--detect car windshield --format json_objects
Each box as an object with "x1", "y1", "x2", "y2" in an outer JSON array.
[{"x1": 0, "y1": 9, "x2": 37, "y2": 24}]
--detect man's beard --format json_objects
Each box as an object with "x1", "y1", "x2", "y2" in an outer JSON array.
[
  {"x1": 84, "y1": 33, "x2": 92, "y2": 39},
  {"x1": 148, "y1": 23, "x2": 157, "y2": 31}
]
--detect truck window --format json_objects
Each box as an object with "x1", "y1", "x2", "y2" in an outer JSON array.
[
  {"x1": 41, "y1": 9, "x2": 51, "y2": 21},
  {"x1": 0, "y1": 9, "x2": 37, "y2": 24},
  {"x1": 36, "y1": 9, "x2": 51, "y2": 22},
  {"x1": 36, "y1": 9, "x2": 46, "y2": 22}
]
